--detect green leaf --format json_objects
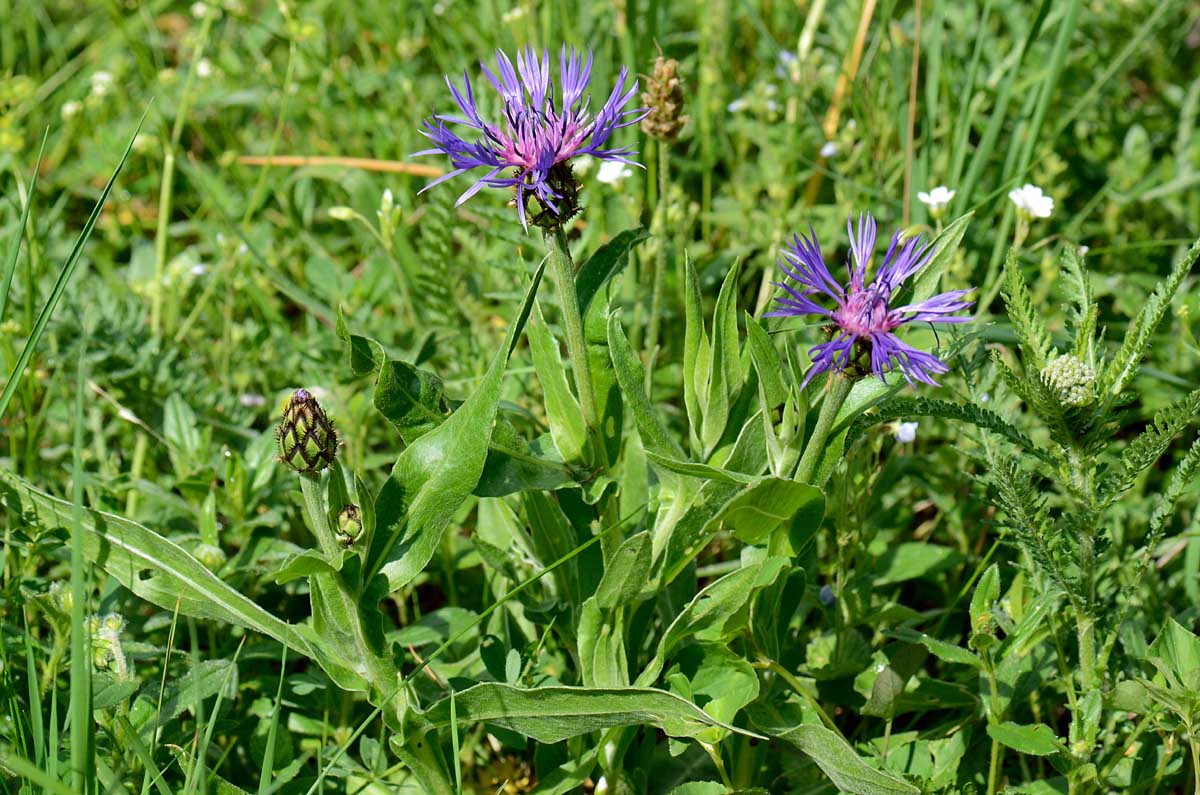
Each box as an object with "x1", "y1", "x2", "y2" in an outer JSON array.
[
  {"x1": 367, "y1": 261, "x2": 544, "y2": 592},
  {"x1": 128, "y1": 659, "x2": 236, "y2": 734},
  {"x1": 644, "y1": 451, "x2": 754, "y2": 486},
  {"x1": 683, "y1": 256, "x2": 705, "y2": 453},
  {"x1": 668, "y1": 784, "x2": 729, "y2": 795},
  {"x1": 666, "y1": 645, "x2": 759, "y2": 743},
  {"x1": 638, "y1": 557, "x2": 789, "y2": 686},
  {"x1": 421, "y1": 683, "x2": 760, "y2": 744},
  {"x1": 711, "y1": 477, "x2": 824, "y2": 549},
  {"x1": 274, "y1": 549, "x2": 342, "y2": 584},
  {"x1": 528, "y1": 298, "x2": 586, "y2": 462},
  {"x1": 1146, "y1": 617, "x2": 1200, "y2": 682},
  {"x1": 885, "y1": 628, "x2": 982, "y2": 670},
  {"x1": 577, "y1": 599, "x2": 628, "y2": 688},
  {"x1": 986, "y1": 722, "x2": 1066, "y2": 757},
  {"x1": 607, "y1": 310, "x2": 685, "y2": 460},
  {"x1": 970, "y1": 564, "x2": 1001, "y2": 631},
  {"x1": 874, "y1": 543, "x2": 965, "y2": 587},
  {"x1": 575, "y1": 227, "x2": 649, "y2": 317},
  {"x1": 910, "y1": 212, "x2": 972, "y2": 306},
  {"x1": 745, "y1": 314, "x2": 787, "y2": 408},
  {"x1": 750, "y1": 704, "x2": 920, "y2": 795},
  {"x1": 0, "y1": 469, "x2": 316, "y2": 657},
  {"x1": 374, "y1": 359, "x2": 445, "y2": 444},
  {"x1": 594, "y1": 531, "x2": 653, "y2": 609},
  {"x1": 860, "y1": 644, "x2": 927, "y2": 719}
]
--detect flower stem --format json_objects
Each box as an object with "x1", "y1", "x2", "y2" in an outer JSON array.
[
  {"x1": 543, "y1": 226, "x2": 599, "y2": 434},
  {"x1": 644, "y1": 139, "x2": 671, "y2": 392},
  {"x1": 794, "y1": 373, "x2": 854, "y2": 484}
]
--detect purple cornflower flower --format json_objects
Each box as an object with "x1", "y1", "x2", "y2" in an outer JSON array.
[
  {"x1": 767, "y1": 214, "x2": 974, "y2": 387},
  {"x1": 414, "y1": 46, "x2": 647, "y2": 228}
]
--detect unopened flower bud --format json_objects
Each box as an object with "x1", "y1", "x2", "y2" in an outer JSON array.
[
  {"x1": 1040, "y1": 355, "x2": 1095, "y2": 407},
  {"x1": 640, "y1": 56, "x2": 687, "y2": 141},
  {"x1": 336, "y1": 503, "x2": 364, "y2": 547},
  {"x1": 194, "y1": 543, "x2": 227, "y2": 572},
  {"x1": 277, "y1": 389, "x2": 338, "y2": 473},
  {"x1": 818, "y1": 584, "x2": 836, "y2": 607}
]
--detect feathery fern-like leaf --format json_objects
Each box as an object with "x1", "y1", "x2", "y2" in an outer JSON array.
[
  {"x1": 1099, "y1": 236, "x2": 1199, "y2": 399},
  {"x1": 1097, "y1": 389, "x2": 1200, "y2": 508},
  {"x1": 1001, "y1": 250, "x2": 1053, "y2": 371}
]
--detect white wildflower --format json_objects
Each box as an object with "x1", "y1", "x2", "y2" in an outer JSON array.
[
  {"x1": 596, "y1": 160, "x2": 633, "y2": 186},
  {"x1": 727, "y1": 96, "x2": 749, "y2": 114},
  {"x1": 90, "y1": 71, "x2": 115, "y2": 99},
  {"x1": 819, "y1": 140, "x2": 838, "y2": 158},
  {"x1": 894, "y1": 421, "x2": 918, "y2": 444},
  {"x1": 1008, "y1": 183, "x2": 1053, "y2": 220},
  {"x1": 917, "y1": 185, "x2": 956, "y2": 218},
  {"x1": 196, "y1": 58, "x2": 214, "y2": 79}
]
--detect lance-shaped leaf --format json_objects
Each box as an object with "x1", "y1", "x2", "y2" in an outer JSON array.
[
  {"x1": 0, "y1": 468, "x2": 316, "y2": 657},
  {"x1": 367, "y1": 261, "x2": 545, "y2": 593},
  {"x1": 421, "y1": 683, "x2": 762, "y2": 744}
]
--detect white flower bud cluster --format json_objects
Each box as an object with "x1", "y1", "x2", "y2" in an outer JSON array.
[
  {"x1": 1040, "y1": 354, "x2": 1095, "y2": 407},
  {"x1": 87, "y1": 613, "x2": 129, "y2": 677}
]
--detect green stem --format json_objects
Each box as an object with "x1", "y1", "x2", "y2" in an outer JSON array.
[
  {"x1": 984, "y1": 650, "x2": 1005, "y2": 795},
  {"x1": 644, "y1": 139, "x2": 671, "y2": 393},
  {"x1": 543, "y1": 227, "x2": 598, "y2": 433},
  {"x1": 793, "y1": 373, "x2": 854, "y2": 484}
]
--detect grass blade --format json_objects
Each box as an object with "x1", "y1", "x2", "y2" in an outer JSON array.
[
  {"x1": 0, "y1": 108, "x2": 147, "y2": 423},
  {"x1": 0, "y1": 128, "x2": 47, "y2": 322}
]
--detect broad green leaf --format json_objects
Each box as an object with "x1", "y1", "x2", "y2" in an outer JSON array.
[
  {"x1": 666, "y1": 645, "x2": 759, "y2": 743},
  {"x1": 909, "y1": 212, "x2": 972, "y2": 305},
  {"x1": 575, "y1": 227, "x2": 649, "y2": 317},
  {"x1": 594, "y1": 532, "x2": 653, "y2": 609},
  {"x1": 367, "y1": 261, "x2": 544, "y2": 592},
  {"x1": 711, "y1": 477, "x2": 823, "y2": 549},
  {"x1": 874, "y1": 543, "x2": 965, "y2": 587},
  {"x1": 986, "y1": 722, "x2": 1065, "y2": 757},
  {"x1": 92, "y1": 674, "x2": 139, "y2": 712},
  {"x1": 577, "y1": 599, "x2": 629, "y2": 688},
  {"x1": 528, "y1": 298, "x2": 586, "y2": 462},
  {"x1": 273, "y1": 549, "x2": 343, "y2": 584},
  {"x1": 0, "y1": 468, "x2": 316, "y2": 657},
  {"x1": 885, "y1": 628, "x2": 982, "y2": 670},
  {"x1": 476, "y1": 427, "x2": 579, "y2": 497},
  {"x1": 970, "y1": 563, "x2": 1001, "y2": 632},
  {"x1": 700, "y1": 261, "x2": 743, "y2": 454},
  {"x1": 374, "y1": 358, "x2": 445, "y2": 443},
  {"x1": 668, "y1": 784, "x2": 728, "y2": 795},
  {"x1": 1147, "y1": 617, "x2": 1200, "y2": 682},
  {"x1": 422, "y1": 683, "x2": 759, "y2": 744},
  {"x1": 746, "y1": 314, "x2": 787, "y2": 408},
  {"x1": 861, "y1": 644, "x2": 927, "y2": 719},
  {"x1": 334, "y1": 307, "x2": 385, "y2": 376},
  {"x1": 607, "y1": 311, "x2": 685, "y2": 460},
  {"x1": 644, "y1": 451, "x2": 754, "y2": 486},
  {"x1": 638, "y1": 557, "x2": 789, "y2": 686},
  {"x1": 128, "y1": 659, "x2": 236, "y2": 734},
  {"x1": 683, "y1": 256, "x2": 705, "y2": 453},
  {"x1": 750, "y1": 704, "x2": 920, "y2": 795}
]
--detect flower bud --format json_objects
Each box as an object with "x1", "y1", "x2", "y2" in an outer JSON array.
[
  {"x1": 194, "y1": 543, "x2": 227, "y2": 572},
  {"x1": 640, "y1": 56, "x2": 687, "y2": 141},
  {"x1": 277, "y1": 388, "x2": 338, "y2": 473},
  {"x1": 336, "y1": 503, "x2": 364, "y2": 547},
  {"x1": 1040, "y1": 355, "x2": 1095, "y2": 407}
]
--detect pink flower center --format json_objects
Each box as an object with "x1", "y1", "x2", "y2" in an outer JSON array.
[{"x1": 833, "y1": 286, "x2": 899, "y2": 336}]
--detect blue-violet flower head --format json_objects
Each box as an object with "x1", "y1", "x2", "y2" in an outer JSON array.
[
  {"x1": 414, "y1": 46, "x2": 647, "y2": 229},
  {"x1": 766, "y1": 213, "x2": 974, "y2": 387}
]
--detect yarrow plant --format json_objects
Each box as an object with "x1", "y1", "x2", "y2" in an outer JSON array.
[
  {"x1": 415, "y1": 46, "x2": 647, "y2": 228},
  {"x1": 767, "y1": 214, "x2": 975, "y2": 388}
]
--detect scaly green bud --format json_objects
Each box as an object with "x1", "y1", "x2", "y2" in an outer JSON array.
[
  {"x1": 336, "y1": 503, "x2": 364, "y2": 547},
  {"x1": 1040, "y1": 354, "x2": 1095, "y2": 407},
  {"x1": 277, "y1": 388, "x2": 338, "y2": 473}
]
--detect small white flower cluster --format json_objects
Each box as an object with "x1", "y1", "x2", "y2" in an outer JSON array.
[
  {"x1": 1008, "y1": 183, "x2": 1053, "y2": 220},
  {"x1": 917, "y1": 185, "x2": 956, "y2": 219},
  {"x1": 1040, "y1": 354, "x2": 1095, "y2": 407},
  {"x1": 596, "y1": 160, "x2": 633, "y2": 186},
  {"x1": 89, "y1": 70, "x2": 115, "y2": 100}
]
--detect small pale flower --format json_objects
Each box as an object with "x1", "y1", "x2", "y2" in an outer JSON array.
[
  {"x1": 415, "y1": 46, "x2": 647, "y2": 228},
  {"x1": 191, "y1": 1, "x2": 209, "y2": 18},
  {"x1": 894, "y1": 421, "x2": 918, "y2": 444},
  {"x1": 917, "y1": 185, "x2": 956, "y2": 218},
  {"x1": 189, "y1": 263, "x2": 208, "y2": 276},
  {"x1": 239, "y1": 393, "x2": 267, "y2": 407},
  {"x1": 90, "y1": 71, "x2": 114, "y2": 98},
  {"x1": 819, "y1": 140, "x2": 838, "y2": 158},
  {"x1": 726, "y1": 96, "x2": 749, "y2": 114},
  {"x1": 1008, "y1": 183, "x2": 1053, "y2": 220},
  {"x1": 766, "y1": 213, "x2": 975, "y2": 387},
  {"x1": 196, "y1": 58, "x2": 214, "y2": 79},
  {"x1": 596, "y1": 159, "x2": 632, "y2": 185},
  {"x1": 61, "y1": 100, "x2": 82, "y2": 121},
  {"x1": 819, "y1": 584, "x2": 836, "y2": 607}
]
